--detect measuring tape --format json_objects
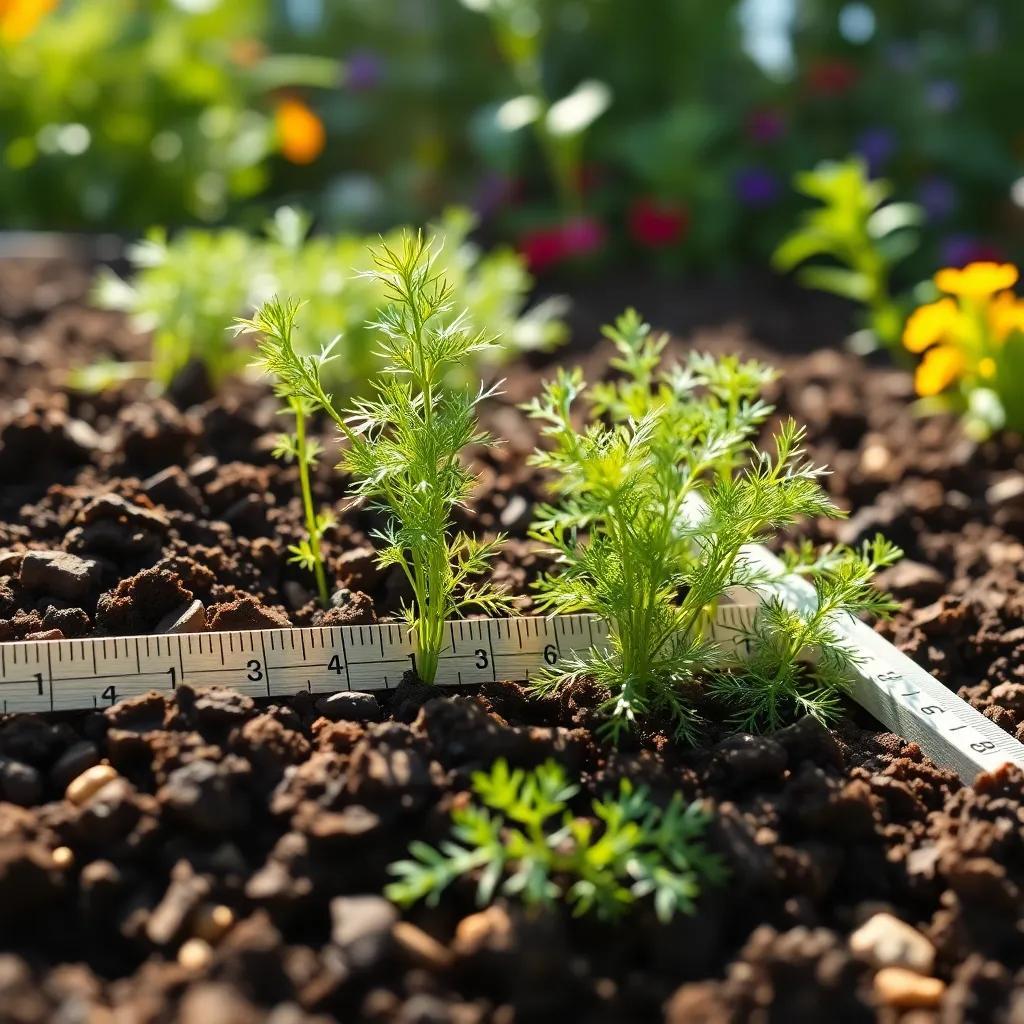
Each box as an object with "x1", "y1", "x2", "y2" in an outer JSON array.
[{"x1": 1, "y1": 546, "x2": 1021, "y2": 782}]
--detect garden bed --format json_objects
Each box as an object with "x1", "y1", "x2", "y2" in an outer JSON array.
[{"x1": 1, "y1": 256, "x2": 1023, "y2": 1022}]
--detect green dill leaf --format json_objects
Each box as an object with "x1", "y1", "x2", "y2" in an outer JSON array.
[{"x1": 386, "y1": 759, "x2": 723, "y2": 921}]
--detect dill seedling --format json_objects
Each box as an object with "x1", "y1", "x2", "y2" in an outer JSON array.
[
  {"x1": 237, "y1": 233, "x2": 511, "y2": 682},
  {"x1": 525, "y1": 309, "x2": 898, "y2": 740},
  {"x1": 243, "y1": 305, "x2": 338, "y2": 607},
  {"x1": 386, "y1": 758, "x2": 725, "y2": 922},
  {"x1": 710, "y1": 536, "x2": 901, "y2": 731},
  {"x1": 270, "y1": 396, "x2": 335, "y2": 607}
]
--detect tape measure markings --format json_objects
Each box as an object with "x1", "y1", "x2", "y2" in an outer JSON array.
[{"x1": 0, "y1": 557, "x2": 1021, "y2": 781}]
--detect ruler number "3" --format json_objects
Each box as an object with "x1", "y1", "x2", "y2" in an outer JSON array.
[{"x1": 246, "y1": 660, "x2": 263, "y2": 682}]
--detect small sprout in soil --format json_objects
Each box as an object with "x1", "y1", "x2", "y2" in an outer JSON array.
[
  {"x1": 903, "y1": 261, "x2": 1024, "y2": 439},
  {"x1": 524, "y1": 308, "x2": 900, "y2": 740},
  {"x1": 711, "y1": 535, "x2": 901, "y2": 731},
  {"x1": 238, "y1": 299, "x2": 341, "y2": 608},
  {"x1": 239, "y1": 233, "x2": 511, "y2": 683},
  {"x1": 268, "y1": 393, "x2": 335, "y2": 608},
  {"x1": 386, "y1": 758, "x2": 725, "y2": 922},
  {"x1": 774, "y1": 156, "x2": 922, "y2": 352}
]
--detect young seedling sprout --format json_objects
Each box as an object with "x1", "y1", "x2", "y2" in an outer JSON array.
[
  {"x1": 237, "y1": 233, "x2": 511, "y2": 683},
  {"x1": 524, "y1": 309, "x2": 900, "y2": 740},
  {"x1": 270, "y1": 396, "x2": 335, "y2": 607},
  {"x1": 386, "y1": 758, "x2": 725, "y2": 921}
]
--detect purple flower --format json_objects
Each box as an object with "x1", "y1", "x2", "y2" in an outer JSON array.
[
  {"x1": 745, "y1": 108, "x2": 786, "y2": 145},
  {"x1": 856, "y1": 127, "x2": 897, "y2": 176},
  {"x1": 473, "y1": 172, "x2": 515, "y2": 219},
  {"x1": 734, "y1": 167, "x2": 781, "y2": 207},
  {"x1": 940, "y1": 234, "x2": 1005, "y2": 268},
  {"x1": 925, "y1": 79, "x2": 960, "y2": 114},
  {"x1": 345, "y1": 50, "x2": 385, "y2": 92},
  {"x1": 916, "y1": 176, "x2": 957, "y2": 223}
]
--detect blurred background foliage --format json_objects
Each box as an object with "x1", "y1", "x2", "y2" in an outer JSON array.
[{"x1": 1, "y1": 0, "x2": 1021, "y2": 275}]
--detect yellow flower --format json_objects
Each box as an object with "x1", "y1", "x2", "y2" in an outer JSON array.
[
  {"x1": 934, "y1": 261, "x2": 1019, "y2": 299},
  {"x1": 914, "y1": 345, "x2": 965, "y2": 397},
  {"x1": 275, "y1": 98, "x2": 325, "y2": 165},
  {"x1": 988, "y1": 290, "x2": 1024, "y2": 342},
  {"x1": 0, "y1": 0, "x2": 57, "y2": 42},
  {"x1": 902, "y1": 297, "x2": 959, "y2": 353},
  {"x1": 978, "y1": 357, "x2": 997, "y2": 380}
]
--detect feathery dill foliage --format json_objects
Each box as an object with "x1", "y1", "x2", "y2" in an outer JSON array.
[
  {"x1": 237, "y1": 234, "x2": 511, "y2": 683},
  {"x1": 524, "y1": 308, "x2": 898, "y2": 739},
  {"x1": 386, "y1": 759, "x2": 725, "y2": 922},
  {"x1": 711, "y1": 535, "x2": 901, "y2": 731},
  {"x1": 237, "y1": 305, "x2": 342, "y2": 608}
]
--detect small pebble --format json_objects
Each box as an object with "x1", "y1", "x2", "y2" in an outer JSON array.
[
  {"x1": 849, "y1": 912, "x2": 935, "y2": 974},
  {"x1": 499, "y1": 493, "x2": 529, "y2": 529},
  {"x1": 316, "y1": 691, "x2": 382, "y2": 724},
  {"x1": 49, "y1": 740, "x2": 100, "y2": 791},
  {"x1": 51, "y1": 846, "x2": 75, "y2": 870},
  {"x1": 453, "y1": 905, "x2": 513, "y2": 956},
  {"x1": 155, "y1": 598, "x2": 207, "y2": 634},
  {"x1": 0, "y1": 757, "x2": 43, "y2": 806},
  {"x1": 65, "y1": 763, "x2": 119, "y2": 806},
  {"x1": 19, "y1": 550, "x2": 100, "y2": 601},
  {"x1": 986, "y1": 475, "x2": 1024, "y2": 510},
  {"x1": 392, "y1": 920, "x2": 455, "y2": 972},
  {"x1": 192, "y1": 903, "x2": 235, "y2": 944},
  {"x1": 873, "y1": 967, "x2": 945, "y2": 1009},
  {"x1": 330, "y1": 895, "x2": 397, "y2": 970},
  {"x1": 177, "y1": 937, "x2": 214, "y2": 971},
  {"x1": 24, "y1": 629, "x2": 62, "y2": 642},
  {"x1": 860, "y1": 443, "x2": 891, "y2": 477}
]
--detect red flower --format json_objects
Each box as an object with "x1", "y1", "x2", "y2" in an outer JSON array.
[
  {"x1": 628, "y1": 197, "x2": 689, "y2": 248},
  {"x1": 806, "y1": 59, "x2": 859, "y2": 96},
  {"x1": 519, "y1": 216, "x2": 606, "y2": 273},
  {"x1": 745, "y1": 107, "x2": 787, "y2": 144}
]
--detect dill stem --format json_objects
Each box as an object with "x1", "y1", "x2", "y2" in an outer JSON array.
[{"x1": 292, "y1": 399, "x2": 330, "y2": 608}]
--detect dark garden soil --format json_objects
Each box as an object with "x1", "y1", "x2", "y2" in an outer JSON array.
[{"x1": 1, "y1": 256, "x2": 1023, "y2": 1023}]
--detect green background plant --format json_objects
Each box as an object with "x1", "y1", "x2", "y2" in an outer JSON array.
[
  {"x1": 773, "y1": 157, "x2": 923, "y2": 351},
  {"x1": 0, "y1": 0, "x2": 337, "y2": 228},
  {"x1": 89, "y1": 206, "x2": 564, "y2": 396}
]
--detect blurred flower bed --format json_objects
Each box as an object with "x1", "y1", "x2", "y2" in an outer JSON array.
[{"x1": 2, "y1": 0, "x2": 1021, "y2": 276}]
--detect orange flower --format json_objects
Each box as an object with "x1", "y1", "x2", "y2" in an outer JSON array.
[
  {"x1": 902, "y1": 297, "x2": 958, "y2": 354},
  {"x1": 275, "y1": 98, "x2": 325, "y2": 165},
  {"x1": 988, "y1": 290, "x2": 1024, "y2": 342},
  {"x1": 914, "y1": 345, "x2": 965, "y2": 398},
  {"x1": 0, "y1": 0, "x2": 58, "y2": 42},
  {"x1": 934, "y1": 261, "x2": 1018, "y2": 299}
]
